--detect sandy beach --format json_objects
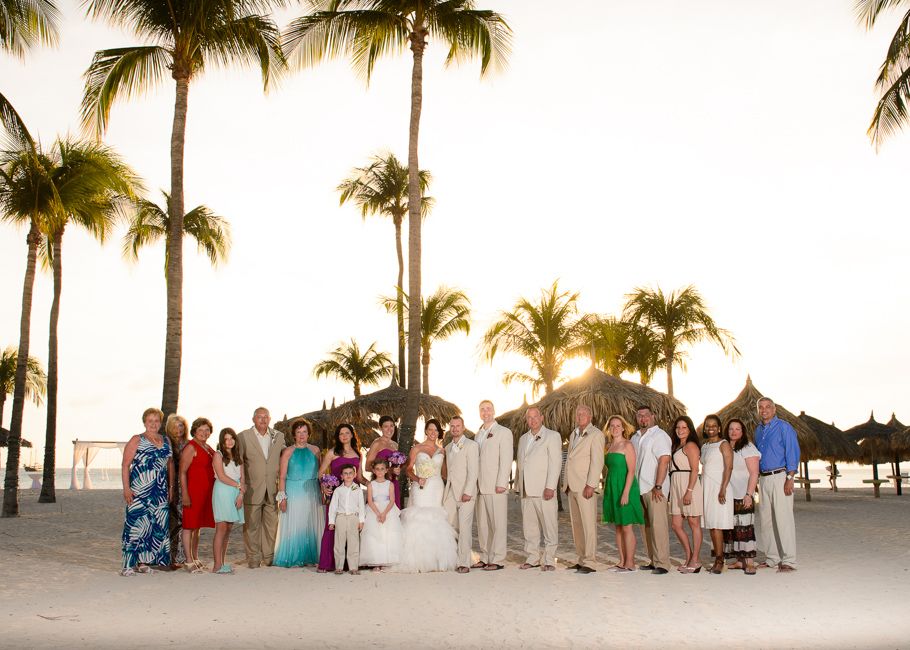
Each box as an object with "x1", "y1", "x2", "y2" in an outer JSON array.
[{"x1": 0, "y1": 487, "x2": 907, "y2": 649}]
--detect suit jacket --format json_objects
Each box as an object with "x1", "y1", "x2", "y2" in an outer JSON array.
[
  {"x1": 516, "y1": 426, "x2": 562, "y2": 497},
  {"x1": 477, "y1": 421, "x2": 513, "y2": 495},
  {"x1": 561, "y1": 423, "x2": 605, "y2": 493},
  {"x1": 443, "y1": 436, "x2": 479, "y2": 502},
  {"x1": 238, "y1": 426, "x2": 286, "y2": 505}
]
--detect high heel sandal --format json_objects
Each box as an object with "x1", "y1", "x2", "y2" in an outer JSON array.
[
  {"x1": 681, "y1": 564, "x2": 702, "y2": 574},
  {"x1": 709, "y1": 559, "x2": 725, "y2": 574}
]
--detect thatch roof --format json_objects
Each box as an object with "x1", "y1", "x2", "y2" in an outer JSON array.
[
  {"x1": 887, "y1": 414, "x2": 905, "y2": 431},
  {"x1": 498, "y1": 367, "x2": 688, "y2": 442},
  {"x1": 331, "y1": 377, "x2": 462, "y2": 437},
  {"x1": 797, "y1": 412, "x2": 861, "y2": 462},
  {"x1": 892, "y1": 426, "x2": 910, "y2": 455},
  {"x1": 274, "y1": 399, "x2": 379, "y2": 449},
  {"x1": 705, "y1": 376, "x2": 819, "y2": 461},
  {"x1": 497, "y1": 396, "x2": 531, "y2": 449},
  {"x1": 0, "y1": 428, "x2": 32, "y2": 448},
  {"x1": 844, "y1": 412, "x2": 898, "y2": 463}
]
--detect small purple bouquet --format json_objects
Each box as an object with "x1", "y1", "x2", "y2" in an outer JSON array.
[
  {"x1": 388, "y1": 451, "x2": 407, "y2": 467},
  {"x1": 320, "y1": 474, "x2": 340, "y2": 503}
]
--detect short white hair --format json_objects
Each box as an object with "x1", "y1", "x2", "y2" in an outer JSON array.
[
  {"x1": 576, "y1": 404, "x2": 592, "y2": 416},
  {"x1": 756, "y1": 397, "x2": 775, "y2": 408}
]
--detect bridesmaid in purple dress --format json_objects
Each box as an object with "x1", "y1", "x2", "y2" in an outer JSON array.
[
  {"x1": 317, "y1": 423, "x2": 364, "y2": 573},
  {"x1": 365, "y1": 416, "x2": 401, "y2": 509}
]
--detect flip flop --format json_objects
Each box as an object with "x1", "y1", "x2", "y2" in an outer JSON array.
[
  {"x1": 471, "y1": 562, "x2": 487, "y2": 569},
  {"x1": 744, "y1": 566, "x2": 757, "y2": 575},
  {"x1": 519, "y1": 564, "x2": 539, "y2": 570},
  {"x1": 457, "y1": 566, "x2": 470, "y2": 574},
  {"x1": 541, "y1": 566, "x2": 556, "y2": 571},
  {"x1": 214, "y1": 565, "x2": 234, "y2": 575},
  {"x1": 483, "y1": 564, "x2": 504, "y2": 571},
  {"x1": 777, "y1": 565, "x2": 797, "y2": 573}
]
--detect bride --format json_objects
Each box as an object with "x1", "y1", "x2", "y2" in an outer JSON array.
[{"x1": 396, "y1": 419, "x2": 458, "y2": 573}]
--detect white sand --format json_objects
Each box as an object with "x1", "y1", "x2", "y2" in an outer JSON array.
[{"x1": 0, "y1": 487, "x2": 907, "y2": 649}]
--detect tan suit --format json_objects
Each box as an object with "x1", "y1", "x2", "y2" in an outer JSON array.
[
  {"x1": 238, "y1": 426, "x2": 286, "y2": 567},
  {"x1": 443, "y1": 436, "x2": 479, "y2": 569},
  {"x1": 516, "y1": 426, "x2": 561, "y2": 567},
  {"x1": 475, "y1": 421, "x2": 513, "y2": 566},
  {"x1": 561, "y1": 424, "x2": 605, "y2": 569}
]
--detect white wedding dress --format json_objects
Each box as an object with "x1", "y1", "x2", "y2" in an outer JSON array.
[{"x1": 395, "y1": 451, "x2": 458, "y2": 573}]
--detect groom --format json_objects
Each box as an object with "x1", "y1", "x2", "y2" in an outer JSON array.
[
  {"x1": 443, "y1": 416, "x2": 479, "y2": 573},
  {"x1": 473, "y1": 400, "x2": 513, "y2": 571}
]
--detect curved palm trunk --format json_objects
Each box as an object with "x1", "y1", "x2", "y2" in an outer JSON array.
[
  {"x1": 39, "y1": 228, "x2": 63, "y2": 503},
  {"x1": 162, "y1": 74, "x2": 189, "y2": 420},
  {"x1": 394, "y1": 217, "x2": 406, "y2": 388},
  {"x1": 421, "y1": 346, "x2": 430, "y2": 395},
  {"x1": 400, "y1": 26, "x2": 427, "y2": 503},
  {"x1": 3, "y1": 220, "x2": 40, "y2": 518}
]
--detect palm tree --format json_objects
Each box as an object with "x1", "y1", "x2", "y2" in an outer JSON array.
[
  {"x1": 855, "y1": 1, "x2": 910, "y2": 149},
  {"x1": 38, "y1": 140, "x2": 141, "y2": 504},
  {"x1": 380, "y1": 285, "x2": 471, "y2": 394},
  {"x1": 337, "y1": 151, "x2": 433, "y2": 388},
  {"x1": 622, "y1": 285, "x2": 740, "y2": 398},
  {"x1": 283, "y1": 0, "x2": 511, "y2": 461},
  {"x1": 572, "y1": 315, "x2": 630, "y2": 377},
  {"x1": 478, "y1": 281, "x2": 587, "y2": 399},
  {"x1": 0, "y1": 346, "x2": 46, "y2": 428},
  {"x1": 623, "y1": 321, "x2": 664, "y2": 386},
  {"x1": 80, "y1": 0, "x2": 284, "y2": 421},
  {"x1": 312, "y1": 338, "x2": 393, "y2": 397},
  {"x1": 122, "y1": 190, "x2": 232, "y2": 274},
  {"x1": 0, "y1": 137, "x2": 141, "y2": 516}
]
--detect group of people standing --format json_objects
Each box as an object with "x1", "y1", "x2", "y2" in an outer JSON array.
[{"x1": 119, "y1": 396, "x2": 800, "y2": 577}]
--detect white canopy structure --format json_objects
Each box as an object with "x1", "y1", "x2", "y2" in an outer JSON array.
[{"x1": 71, "y1": 440, "x2": 126, "y2": 489}]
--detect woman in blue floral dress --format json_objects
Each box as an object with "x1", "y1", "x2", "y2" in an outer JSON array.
[{"x1": 121, "y1": 407, "x2": 174, "y2": 576}]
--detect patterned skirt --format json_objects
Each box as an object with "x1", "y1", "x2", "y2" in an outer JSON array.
[{"x1": 722, "y1": 498, "x2": 756, "y2": 559}]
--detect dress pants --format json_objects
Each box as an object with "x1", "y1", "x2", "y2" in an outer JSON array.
[
  {"x1": 521, "y1": 496, "x2": 558, "y2": 567},
  {"x1": 444, "y1": 494, "x2": 476, "y2": 568},
  {"x1": 567, "y1": 490, "x2": 597, "y2": 569},
  {"x1": 333, "y1": 513, "x2": 361, "y2": 570},
  {"x1": 243, "y1": 497, "x2": 279, "y2": 567},
  {"x1": 757, "y1": 472, "x2": 797, "y2": 568},
  {"x1": 476, "y1": 492, "x2": 508, "y2": 565},
  {"x1": 639, "y1": 493, "x2": 670, "y2": 571}
]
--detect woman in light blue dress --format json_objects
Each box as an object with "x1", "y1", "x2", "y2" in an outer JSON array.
[{"x1": 274, "y1": 419, "x2": 324, "y2": 567}]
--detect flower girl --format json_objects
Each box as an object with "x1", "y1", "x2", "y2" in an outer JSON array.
[{"x1": 359, "y1": 458, "x2": 403, "y2": 571}]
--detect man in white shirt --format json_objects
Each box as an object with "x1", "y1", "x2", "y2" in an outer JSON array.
[
  {"x1": 516, "y1": 407, "x2": 562, "y2": 571},
  {"x1": 561, "y1": 405, "x2": 605, "y2": 574},
  {"x1": 634, "y1": 405, "x2": 671, "y2": 575},
  {"x1": 473, "y1": 400, "x2": 512, "y2": 571},
  {"x1": 328, "y1": 465, "x2": 366, "y2": 575}
]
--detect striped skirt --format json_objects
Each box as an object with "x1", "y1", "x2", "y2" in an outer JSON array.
[{"x1": 722, "y1": 498, "x2": 756, "y2": 559}]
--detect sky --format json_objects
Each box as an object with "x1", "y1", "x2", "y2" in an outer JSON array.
[{"x1": 2, "y1": 0, "x2": 909, "y2": 472}]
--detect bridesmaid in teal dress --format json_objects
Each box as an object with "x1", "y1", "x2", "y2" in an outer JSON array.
[
  {"x1": 274, "y1": 419, "x2": 323, "y2": 567},
  {"x1": 602, "y1": 415, "x2": 645, "y2": 573}
]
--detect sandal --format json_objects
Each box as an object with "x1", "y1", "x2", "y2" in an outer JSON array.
[
  {"x1": 350, "y1": 570, "x2": 361, "y2": 575},
  {"x1": 372, "y1": 567, "x2": 383, "y2": 573},
  {"x1": 471, "y1": 562, "x2": 487, "y2": 569},
  {"x1": 541, "y1": 565, "x2": 556, "y2": 572},
  {"x1": 334, "y1": 570, "x2": 344, "y2": 575},
  {"x1": 457, "y1": 566, "x2": 470, "y2": 573},
  {"x1": 519, "y1": 564, "x2": 539, "y2": 570},
  {"x1": 214, "y1": 565, "x2": 234, "y2": 575},
  {"x1": 744, "y1": 566, "x2": 757, "y2": 575},
  {"x1": 709, "y1": 559, "x2": 725, "y2": 575},
  {"x1": 184, "y1": 562, "x2": 206, "y2": 574},
  {"x1": 136, "y1": 564, "x2": 158, "y2": 574},
  {"x1": 777, "y1": 565, "x2": 797, "y2": 573},
  {"x1": 680, "y1": 564, "x2": 702, "y2": 574},
  {"x1": 483, "y1": 564, "x2": 504, "y2": 571},
  {"x1": 120, "y1": 567, "x2": 136, "y2": 577}
]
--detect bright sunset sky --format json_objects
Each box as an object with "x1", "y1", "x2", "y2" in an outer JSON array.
[{"x1": 2, "y1": 0, "x2": 909, "y2": 469}]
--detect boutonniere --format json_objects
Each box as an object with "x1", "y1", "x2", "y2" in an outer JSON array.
[
  {"x1": 534, "y1": 436, "x2": 540, "y2": 442},
  {"x1": 580, "y1": 430, "x2": 587, "y2": 438},
  {"x1": 487, "y1": 432, "x2": 493, "y2": 439},
  {"x1": 350, "y1": 484, "x2": 360, "y2": 490}
]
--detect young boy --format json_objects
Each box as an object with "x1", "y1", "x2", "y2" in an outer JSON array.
[{"x1": 328, "y1": 464, "x2": 366, "y2": 574}]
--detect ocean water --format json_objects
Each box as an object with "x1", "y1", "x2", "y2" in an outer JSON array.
[{"x1": 2, "y1": 467, "x2": 125, "y2": 490}]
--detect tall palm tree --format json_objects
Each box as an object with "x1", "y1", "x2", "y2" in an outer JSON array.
[
  {"x1": 0, "y1": 346, "x2": 46, "y2": 428},
  {"x1": 80, "y1": 0, "x2": 284, "y2": 421},
  {"x1": 38, "y1": 140, "x2": 140, "y2": 504},
  {"x1": 0, "y1": 137, "x2": 140, "y2": 516},
  {"x1": 380, "y1": 285, "x2": 471, "y2": 394},
  {"x1": 478, "y1": 280, "x2": 587, "y2": 399},
  {"x1": 855, "y1": 0, "x2": 910, "y2": 149},
  {"x1": 312, "y1": 338, "x2": 393, "y2": 397},
  {"x1": 622, "y1": 321, "x2": 664, "y2": 386},
  {"x1": 283, "y1": 0, "x2": 511, "y2": 461},
  {"x1": 337, "y1": 151, "x2": 433, "y2": 388},
  {"x1": 121, "y1": 190, "x2": 232, "y2": 274},
  {"x1": 572, "y1": 315, "x2": 630, "y2": 377},
  {"x1": 622, "y1": 284, "x2": 740, "y2": 398}
]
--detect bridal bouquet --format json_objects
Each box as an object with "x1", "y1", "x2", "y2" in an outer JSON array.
[
  {"x1": 320, "y1": 475, "x2": 340, "y2": 502},
  {"x1": 414, "y1": 457, "x2": 438, "y2": 489}
]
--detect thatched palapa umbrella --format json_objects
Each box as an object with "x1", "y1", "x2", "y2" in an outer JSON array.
[
  {"x1": 503, "y1": 367, "x2": 688, "y2": 440},
  {"x1": 797, "y1": 412, "x2": 860, "y2": 493},
  {"x1": 844, "y1": 412, "x2": 900, "y2": 497},
  {"x1": 275, "y1": 400, "x2": 336, "y2": 450},
  {"x1": 0, "y1": 427, "x2": 32, "y2": 448}
]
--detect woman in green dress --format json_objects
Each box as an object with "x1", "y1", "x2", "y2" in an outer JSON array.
[{"x1": 602, "y1": 415, "x2": 645, "y2": 573}]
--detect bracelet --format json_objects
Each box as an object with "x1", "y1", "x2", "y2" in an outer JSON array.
[
  {"x1": 276, "y1": 491, "x2": 287, "y2": 501},
  {"x1": 236, "y1": 482, "x2": 242, "y2": 490},
  {"x1": 685, "y1": 488, "x2": 693, "y2": 492}
]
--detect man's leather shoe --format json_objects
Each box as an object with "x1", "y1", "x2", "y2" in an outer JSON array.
[
  {"x1": 576, "y1": 566, "x2": 596, "y2": 574},
  {"x1": 640, "y1": 564, "x2": 655, "y2": 571},
  {"x1": 652, "y1": 567, "x2": 669, "y2": 575},
  {"x1": 565, "y1": 563, "x2": 581, "y2": 570}
]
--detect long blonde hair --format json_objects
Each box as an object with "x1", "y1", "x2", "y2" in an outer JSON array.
[
  {"x1": 165, "y1": 414, "x2": 189, "y2": 449},
  {"x1": 605, "y1": 415, "x2": 635, "y2": 443}
]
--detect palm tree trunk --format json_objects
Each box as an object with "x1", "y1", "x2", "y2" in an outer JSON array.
[
  {"x1": 399, "y1": 25, "x2": 427, "y2": 503},
  {"x1": 0, "y1": 395, "x2": 5, "y2": 428},
  {"x1": 422, "y1": 346, "x2": 430, "y2": 395},
  {"x1": 394, "y1": 217, "x2": 406, "y2": 389},
  {"x1": 162, "y1": 73, "x2": 189, "y2": 420},
  {"x1": 665, "y1": 352, "x2": 674, "y2": 398},
  {"x1": 3, "y1": 219, "x2": 40, "y2": 518},
  {"x1": 39, "y1": 228, "x2": 63, "y2": 503}
]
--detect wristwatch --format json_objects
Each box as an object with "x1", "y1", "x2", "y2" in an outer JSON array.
[{"x1": 654, "y1": 485, "x2": 662, "y2": 491}]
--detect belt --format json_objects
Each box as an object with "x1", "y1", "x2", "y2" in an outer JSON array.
[{"x1": 760, "y1": 468, "x2": 786, "y2": 477}]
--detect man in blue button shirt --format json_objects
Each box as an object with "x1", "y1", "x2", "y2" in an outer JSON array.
[{"x1": 754, "y1": 397, "x2": 799, "y2": 572}]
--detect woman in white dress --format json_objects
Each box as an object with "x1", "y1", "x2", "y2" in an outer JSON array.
[
  {"x1": 701, "y1": 414, "x2": 734, "y2": 574},
  {"x1": 396, "y1": 419, "x2": 458, "y2": 573}
]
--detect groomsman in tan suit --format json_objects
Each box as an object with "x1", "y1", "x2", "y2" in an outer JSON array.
[
  {"x1": 473, "y1": 400, "x2": 513, "y2": 571},
  {"x1": 238, "y1": 407, "x2": 286, "y2": 568},
  {"x1": 443, "y1": 416, "x2": 479, "y2": 573},
  {"x1": 561, "y1": 405, "x2": 605, "y2": 573},
  {"x1": 516, "y1": 407, "x2": 561, "y2": 571}
]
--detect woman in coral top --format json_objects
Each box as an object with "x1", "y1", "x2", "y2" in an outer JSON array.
[{"x1": 180, "y1": 417, "x2": 216, "y2": 573}]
